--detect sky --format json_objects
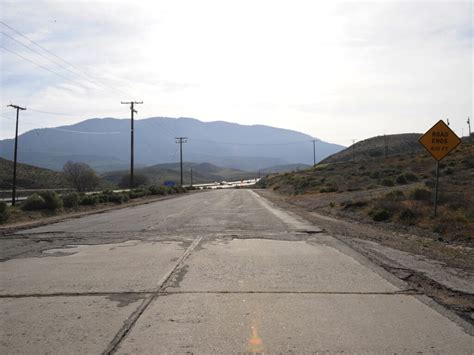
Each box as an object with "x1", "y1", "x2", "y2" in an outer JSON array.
[{"x1": 0, "y1": 0, "x2": 472, "y2": 145}]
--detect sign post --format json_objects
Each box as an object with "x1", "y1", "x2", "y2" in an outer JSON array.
[{"x1": 419, "y1": 120, "x2": 461, "y2": 217}]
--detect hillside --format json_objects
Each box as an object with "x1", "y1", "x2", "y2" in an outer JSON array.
[
  {"x1": 260, "y1": 163, "x2": 312, "y2": 174},
  {"x1": 257, "y1": 138, "x2": 474, "y2": 247},
  {"x1": 321, "y1": 133, "x2": 422, "y2": 164},
  {"x1": 0, "y1": 158, "x2": 69, "y2": 190},
  {"x1": 102, "y1": 162, "x2": 257, "y2": 186},
  {"x1": 0, "y1": 117, "x2": 345, "y2": 172}
]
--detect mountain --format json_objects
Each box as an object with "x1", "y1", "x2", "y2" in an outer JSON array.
[
  {"x1": 102, "y1": 162, "x2": 257, "y2": 186},
  {"x1": 320, "y1": 133, "x2": 423, "y2": 164},
  {"x1": 0, "y1": 117, "x2": 345, "y2": 171}
]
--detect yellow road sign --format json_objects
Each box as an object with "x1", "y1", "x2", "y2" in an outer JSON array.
[{"x1": 419, "y1": 120, "x2": 461, "y2": 161}]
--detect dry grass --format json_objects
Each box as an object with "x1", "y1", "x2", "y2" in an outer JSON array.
[{"x1": 258, "y1": 140, "x2": 474, "y2": 246}]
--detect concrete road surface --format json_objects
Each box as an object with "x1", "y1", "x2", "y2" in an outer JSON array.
[{"x1": 0, "y1": 189, "x2": 472, "y2": 354}]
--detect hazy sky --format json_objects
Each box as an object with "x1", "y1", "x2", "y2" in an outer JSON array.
[{"x1": 0, "y1": 0, "x2": 472, "y2": 144}]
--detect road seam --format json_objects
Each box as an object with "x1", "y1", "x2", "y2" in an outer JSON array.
[
  {"x1": 101, "y1": 235, "x2": 203, "y2": 355},
  {"x1": 0, "y1": 289, "x2": 421, "y2": 298}
]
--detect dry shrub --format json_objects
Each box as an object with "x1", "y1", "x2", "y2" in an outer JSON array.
[
  {"x1": 440, "y1": 191, "x2": 473, "y2": 213},
  {"x1": 374, "y1": 199, "x2": 403, "y2": 214},
  {"x1": 432, "y1": 207, "x2": 469, "y2": 236},
  {"x1": 397, "y1": 200, "x2": 424, "y2": 225}
]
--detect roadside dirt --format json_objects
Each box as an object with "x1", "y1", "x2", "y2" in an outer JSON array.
[{"x1": 255, "y1": 189, "x2": 473, "y2": 324}]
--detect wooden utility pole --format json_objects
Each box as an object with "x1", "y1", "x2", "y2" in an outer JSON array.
[
  {"x1": 175, "y1": 137, "x2": 188, "y2": 185},
  {"x1": 312, "y1": 139, "x2": 317, "y2": 166},
  {"x1": 468, "y1": 117, "x2": 471, "y2": 136},
  {"x1": 121, "y1": 101, "x2": 143, "y2": 188},
  {"x1": 7, "y1": 104, "x2": 26, "y2": 206}
]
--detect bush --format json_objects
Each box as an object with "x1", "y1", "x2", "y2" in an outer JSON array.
[
  {"x1": 341, "y1": 200, "x2": 367, "y2": 209},
  {"x1": 369, "y1": 171, "x2": 381, "y2": 179},
  {"x1": 80, "y1": 195, "x2": 98, "y2": 206},
  {"x1": 398, "y1": 208, "x2": 419, "y2": 225},
  {"x1": 404, "y1": 172, "x2": 419, "y2": 182},
  {"x1": 22, "y1": 193, "x2": 46, "y2": 211},
  {"x1": 396, "y1": 174, "x2": 408, "y2": 185},
  {"x1": 129, "y1": 188, "x2": 148, "y2": 199},
  {"x1": 462, "y1": 157, "x2": 474, "y2": 169},
  {"x1": 385, "y1": 190, "x2": 405, "y2": 200},
  {"x1": 39, "y1": 191, "x2": 63, "y2": 210},
  {"x1": 0, "y1": 201, "x2": 10, "y2": 223},
  {"x1": 107, "y1": 193, "x2": 124, "y2": 204},
  {"x1": 381, "y1": 178, "x2": 395, "y2": 187},
  {"x1": 369, "y1": 208, "x2": 392, "y2": 222},
  {"x1": 62, "y1": 192, "x2": 80, "y2": 208},
  {"x1": 158, "y1": 186, "x2": 170, "y2": 195},
  {"x1": 424, "y1": 179, "x2": 436, "y2": 188},
  {"x1": 147, "y1": 185, "x2": 161, "y2": 195},
  {"x1": 409, "y1": 188, "x2": 432, "y2": 201},
  {"x1": 320, "y1": 185, "x2": 338, "y2": 193},
  {"x1": 172, "y1": 186, "x2": 186, "y2": 194},
  {"x1": 96, "y1": 194, "x2": 109, "y2": 203},
  {"x1": 121, "y1": 192, "x2": 130, "y2": 202}
]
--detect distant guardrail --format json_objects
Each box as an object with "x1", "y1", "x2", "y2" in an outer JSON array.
[{"x1": 0, "y1": 188, "x2": 131, "y2": 205}]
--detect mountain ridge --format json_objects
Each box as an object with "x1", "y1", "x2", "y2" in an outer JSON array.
[{"x1": 0, "y1": 116, "x2": 345, "y2": 171}]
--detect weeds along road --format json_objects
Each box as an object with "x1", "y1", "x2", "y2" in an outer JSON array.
[{"x1": 0, "y1": 189, "x2": 472, "y2": 353}]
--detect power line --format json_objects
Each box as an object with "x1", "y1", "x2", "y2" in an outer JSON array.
[
  {"x1": 1, "y1": 31, "x2": 94, "y2": 86},
  {"x1": 26, "y1": 108, "x2": 80, "y2": 116},
  {"x1": 190, "y1": 138, "x2": 313, "y2": 146},
  {"x1": 0, "y1": 45, "x2": 90, "y2": 90},
  {"x1": 0, "y1": 21, "x2": 131, "y2": 97},
  {"x1": 49, "y1": 127, "x2": 122, "y2": 135}
]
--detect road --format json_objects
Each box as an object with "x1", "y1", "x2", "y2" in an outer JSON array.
[{"x1": 0, "y1": 189, "x2": 472, "y2": 353}]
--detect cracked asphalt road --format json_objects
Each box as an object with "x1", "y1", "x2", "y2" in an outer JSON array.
[{"x1": 0, "y1": 189, "x2": 472, "y2": 353}]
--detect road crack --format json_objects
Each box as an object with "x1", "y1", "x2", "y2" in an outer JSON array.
[{"x1": 101, "y1": 235, "x2": 203, "y2": 355}]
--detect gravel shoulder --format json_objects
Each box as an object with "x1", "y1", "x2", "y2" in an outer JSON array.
[{"x1": 255, "y1": 188, "x2": 474, "y2": 323}]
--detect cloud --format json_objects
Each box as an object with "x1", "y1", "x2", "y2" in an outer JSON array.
[{"x1": 0, "y1": 0, "x2": 472, "y2": 144}]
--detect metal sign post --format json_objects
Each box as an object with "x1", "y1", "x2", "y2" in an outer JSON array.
[
  {"x1": 419, "y1": 120, "x2": 461, "y2": 217},
  {"x1": 433, "y1": 161, "x2": 440, "y2": 216}
]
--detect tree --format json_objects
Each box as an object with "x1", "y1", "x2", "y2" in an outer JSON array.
[
  {"x1": 63, "y1": 161, "x2": 100, "y2": 192},
  {"x1": 118, "y1": 173, "x2": 149, "y2": 188}
]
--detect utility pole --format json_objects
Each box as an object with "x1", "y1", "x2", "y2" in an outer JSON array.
[
  {"x1": 175, "y1": 137, "x2": 187, "y2": 185},
  {"x1": 190, "y1": 167, "x2": 193, "y2": 187},
  {"x1": 7, "y1": 104, "x2": 26, "y2": 206},
  {"x1": 311, "y1": 139, "x2": 317, "y2": 166},
  {"x1": 121, "y1": 101, "x2": 143, "y2": 188},
  {"x1": 468, "y1": 117, "x2": 471, "y2": 136}
]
